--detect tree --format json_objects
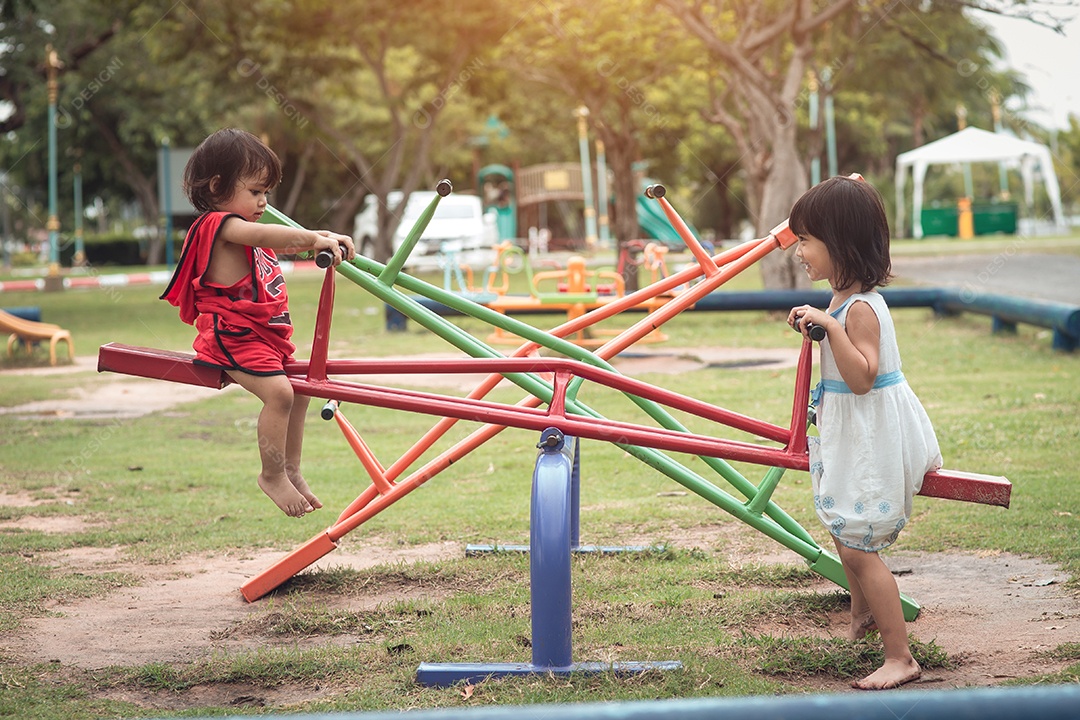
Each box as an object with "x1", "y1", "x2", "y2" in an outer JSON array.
[
  {"x1": 662, "y1": 0, "x2": 866, "y2": 291},
  {"x1": 497, "y1": 0, "x2": 702, "y2": 289},
  {"x1": 661, "y1": 0, "x2": 1055, "y2": 287},
  {"x1": 217, "y1": 0, "x2": 520, "y2": 260}
]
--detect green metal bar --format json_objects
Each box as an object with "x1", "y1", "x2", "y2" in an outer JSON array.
[
  {"x1": 347, "y1": 255, "x2": 836, "y2": 570},
  {"x1": 260, "y1": 204, "x2": 300, "y2": 228},
  {"x1": 380, "y1": 182, "x2": 451, "y2": 285},
  {"x1": 745, "y1": 466, "x2": 786, "y2": 517},
  {"x1": 341, "y1": 260, "x2": 830, "y2": 549}
]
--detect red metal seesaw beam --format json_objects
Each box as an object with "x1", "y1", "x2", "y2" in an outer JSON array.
[
  {"x1": 291, "y1": 357, "x2": 792, "y2": 445},
  {"x1": 96, "y1": 341, "x2": 1012, "y2": 514}
]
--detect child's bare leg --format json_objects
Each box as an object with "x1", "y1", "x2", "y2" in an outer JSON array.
[
  {"x1": 833, "y1": 537, "x2": 877, "y2": 640},
  {"x1": 284, "y1": 394, "x2": 321, "y2": 509},
  {"x1": 227, "y1": 371, "x2": 313, "y2": 517},
  {"x1": 837, "y1": 544, "x2": 921, "y2": 690}
]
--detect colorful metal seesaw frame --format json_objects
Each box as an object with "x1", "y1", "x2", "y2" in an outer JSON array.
[{"x1": 98, "y1": 177, "x2": 1010, "y2": 619}]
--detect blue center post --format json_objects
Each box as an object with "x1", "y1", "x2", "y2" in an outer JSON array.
[{"x1": 416, "y1": 428, "x2": 681, "y2": 687}]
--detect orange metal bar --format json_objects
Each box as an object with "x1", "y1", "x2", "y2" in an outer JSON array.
[
  {"x1": 326, "y1": 419, "x2": 510, "y2": 543},
  {"x1": 655, "y1": 194, "x2": 719, "y2": 276},
  {"x1": 240, "y1": 531, "x2": 338, "y2": 601},
  {"x1": 335, "y1": 409, "x2": 395, "y2": 495},
  {"x1": 596, "y1": 236, "x2": 779, "y2": 359},
  {"x1": 334, "y1": 484, "x2": 380, "y2": 526}
]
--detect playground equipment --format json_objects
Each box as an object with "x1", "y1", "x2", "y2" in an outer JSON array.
[
  {"x1": 98, "y1": 177, "x2": 1010, "y2": 681},
  {"x1": 687, "y1": 288, "x2": 1080, "y2": 352},
  {"x1": 499, "y1": 162, "x2": 702, "y2": 249},
  {"x1": 438, "y1": 240, "x2": 679, "y2": 347},
  {"x1": 161, "y1": 684, "x2": 1080, "y2": 720},
  {"x1": 1, "y1": 307, "x2": 73, "y2": 365}
]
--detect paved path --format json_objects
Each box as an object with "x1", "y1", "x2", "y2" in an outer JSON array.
[{"x1": 892, "y1": 252, "x2": 1080, "y2": 305}]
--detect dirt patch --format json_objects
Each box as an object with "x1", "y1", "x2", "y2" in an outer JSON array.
[
  {"x1": 2, "y1": 540, "x2": 460, "y2": 671},
  {"x1": 0, "y1": 373, "x2": 227, "y2": 419},
  {"x1": 3, "y1": 523, "x2": 1077, "y2": 695}
]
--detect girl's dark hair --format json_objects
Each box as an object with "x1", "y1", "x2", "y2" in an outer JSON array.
[
  {"x1": 788, "y1": 176, "x2": 892, "y2": 292},
  {"x1": 183, "y1": 128, "x2": 282, "y2": 213}
]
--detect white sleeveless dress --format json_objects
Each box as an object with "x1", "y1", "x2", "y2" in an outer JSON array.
[{"x1": 808, "y1": 292, "x2": 942, "y2": 552}]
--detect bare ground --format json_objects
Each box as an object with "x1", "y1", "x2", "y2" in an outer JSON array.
[
  {"x1": 2, "y1": 518, "x2": 1077, "y2": 706},
  {"x1": 1, "y1": 348, "x2": 1078, "y2": 711}
]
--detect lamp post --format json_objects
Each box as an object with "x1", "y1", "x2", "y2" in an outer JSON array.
[
  {"x1": 991, "y1": 95, "x2": 1010, "y2": 200},
  {"x1": 161, "y1": 137, "x2": 174, "y2": 267},
  {"x1": 575, "y1": 107, "x2": 598, "y2": 249},
  {"x1": 822, "y1": 68, "x2": 837, "y2": 179},
  {"x1": 808, "y1": 72, "x2": 821, "y2": 186},
  {"x1": 73, "y1": 155, "x2": 85, "y2": 266},
  {"x1": 595, "y1": 139, "x2": 610, "y2": 247},
  {"x1": 1, "y1": 171, "x2": 11, "y2": 270},
  {"x1": 44, "y1": 44, "x2": 64, "y2": 290}
]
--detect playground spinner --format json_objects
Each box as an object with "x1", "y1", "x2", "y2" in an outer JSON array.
[{"x1": 98, "y1": 178, "x2": 1010, "y2": 622}]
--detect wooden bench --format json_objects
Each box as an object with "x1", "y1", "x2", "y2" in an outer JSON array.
[{"x1": 1, "y1": 308, "x2": 74, "y2": 366}]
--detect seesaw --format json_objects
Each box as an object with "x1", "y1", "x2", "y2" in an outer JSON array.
[{"x1": 98, "y1": 178, "x2": 1010, "y2": 622}]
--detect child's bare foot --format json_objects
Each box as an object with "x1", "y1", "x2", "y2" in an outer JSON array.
[
  {"x1": 852, "y1": 658, "x2": 921, "y2": 690},
  {"x1": 849, "y1": 612, "x2": 878, "y2": 641},
  {"x1": 258, "y1": 473, "x2": 314, "y2": 517},
  {"x1": 287, "y1": 473, "x2": 322, "y2": 510}
]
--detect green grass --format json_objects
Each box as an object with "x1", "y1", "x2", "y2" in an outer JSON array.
[{"x1": 1, "y1": 255, "x2": 1079, "y2": 717}]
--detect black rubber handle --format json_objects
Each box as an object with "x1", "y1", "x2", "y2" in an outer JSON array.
[
  {"x1": 797, "y1": 321, "x2": 826, "y2": 342},
  {"x1": 315, "y1": 244, "x2": 348, "y2": 268}
]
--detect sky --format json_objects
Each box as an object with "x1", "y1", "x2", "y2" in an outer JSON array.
[{"x1": 976, "y1": 4, "x2": 1079, "y2": 131}]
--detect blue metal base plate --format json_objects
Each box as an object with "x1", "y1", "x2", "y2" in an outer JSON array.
[
  {"x1": 416, "y1": 660, "x2": 683, "y2": 688},
  {"x1": 465, "y1": 544, "x2": 666, "y2": 556}
]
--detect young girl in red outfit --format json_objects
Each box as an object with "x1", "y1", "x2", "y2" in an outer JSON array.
[
  {"x1": 788, "y1": 176, "x2": 941, "y2": 690},
  {"x1": 162, "y1": 129, "x2": 354, "y2": 517}
]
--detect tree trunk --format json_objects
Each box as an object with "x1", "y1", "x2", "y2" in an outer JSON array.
[
  {"x1": 326, "y1": 182, "x2": 367, "y2": 237},
  {"x1": 597, "y1": 126, "x2": 642, "y2": 294},
  {"x1": 89, "y1": 109, "x2": 162, "y2": 263},
  {"x1": 756, "y1": 119, "x2": 811, "y2": 291},
  {"x1": 281, "y1": 140, "x2": 315, "y2": 218},
  {"x1": 710, "y1": 161, "x2": 740, "y2": 240}
]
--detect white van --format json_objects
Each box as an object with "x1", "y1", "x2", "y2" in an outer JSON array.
[{"x1": 353, "y1": 191, "x2": 498, "y2": 266}]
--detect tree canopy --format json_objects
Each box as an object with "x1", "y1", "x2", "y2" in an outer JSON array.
[{"x1": 1, "y1": 0, "x2": 1075, "y2": 285}]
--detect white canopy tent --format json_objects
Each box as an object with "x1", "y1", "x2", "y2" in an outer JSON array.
[{"x1": 895, "y1": 126, "x2": 1066, "y2": 238}]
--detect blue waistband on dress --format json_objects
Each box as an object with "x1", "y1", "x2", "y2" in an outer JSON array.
[{"x1": 811, "y1": 369, "x2": 905, "y2": 406}]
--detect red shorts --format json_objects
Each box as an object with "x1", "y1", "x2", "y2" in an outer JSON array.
[{"x1": 192, "y1": 313, "x2": 293, "y2": 375}]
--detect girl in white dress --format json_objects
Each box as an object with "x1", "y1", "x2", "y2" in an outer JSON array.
[{"x1": 786, "y1": 176, "x2": 942, "y2": 690}]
